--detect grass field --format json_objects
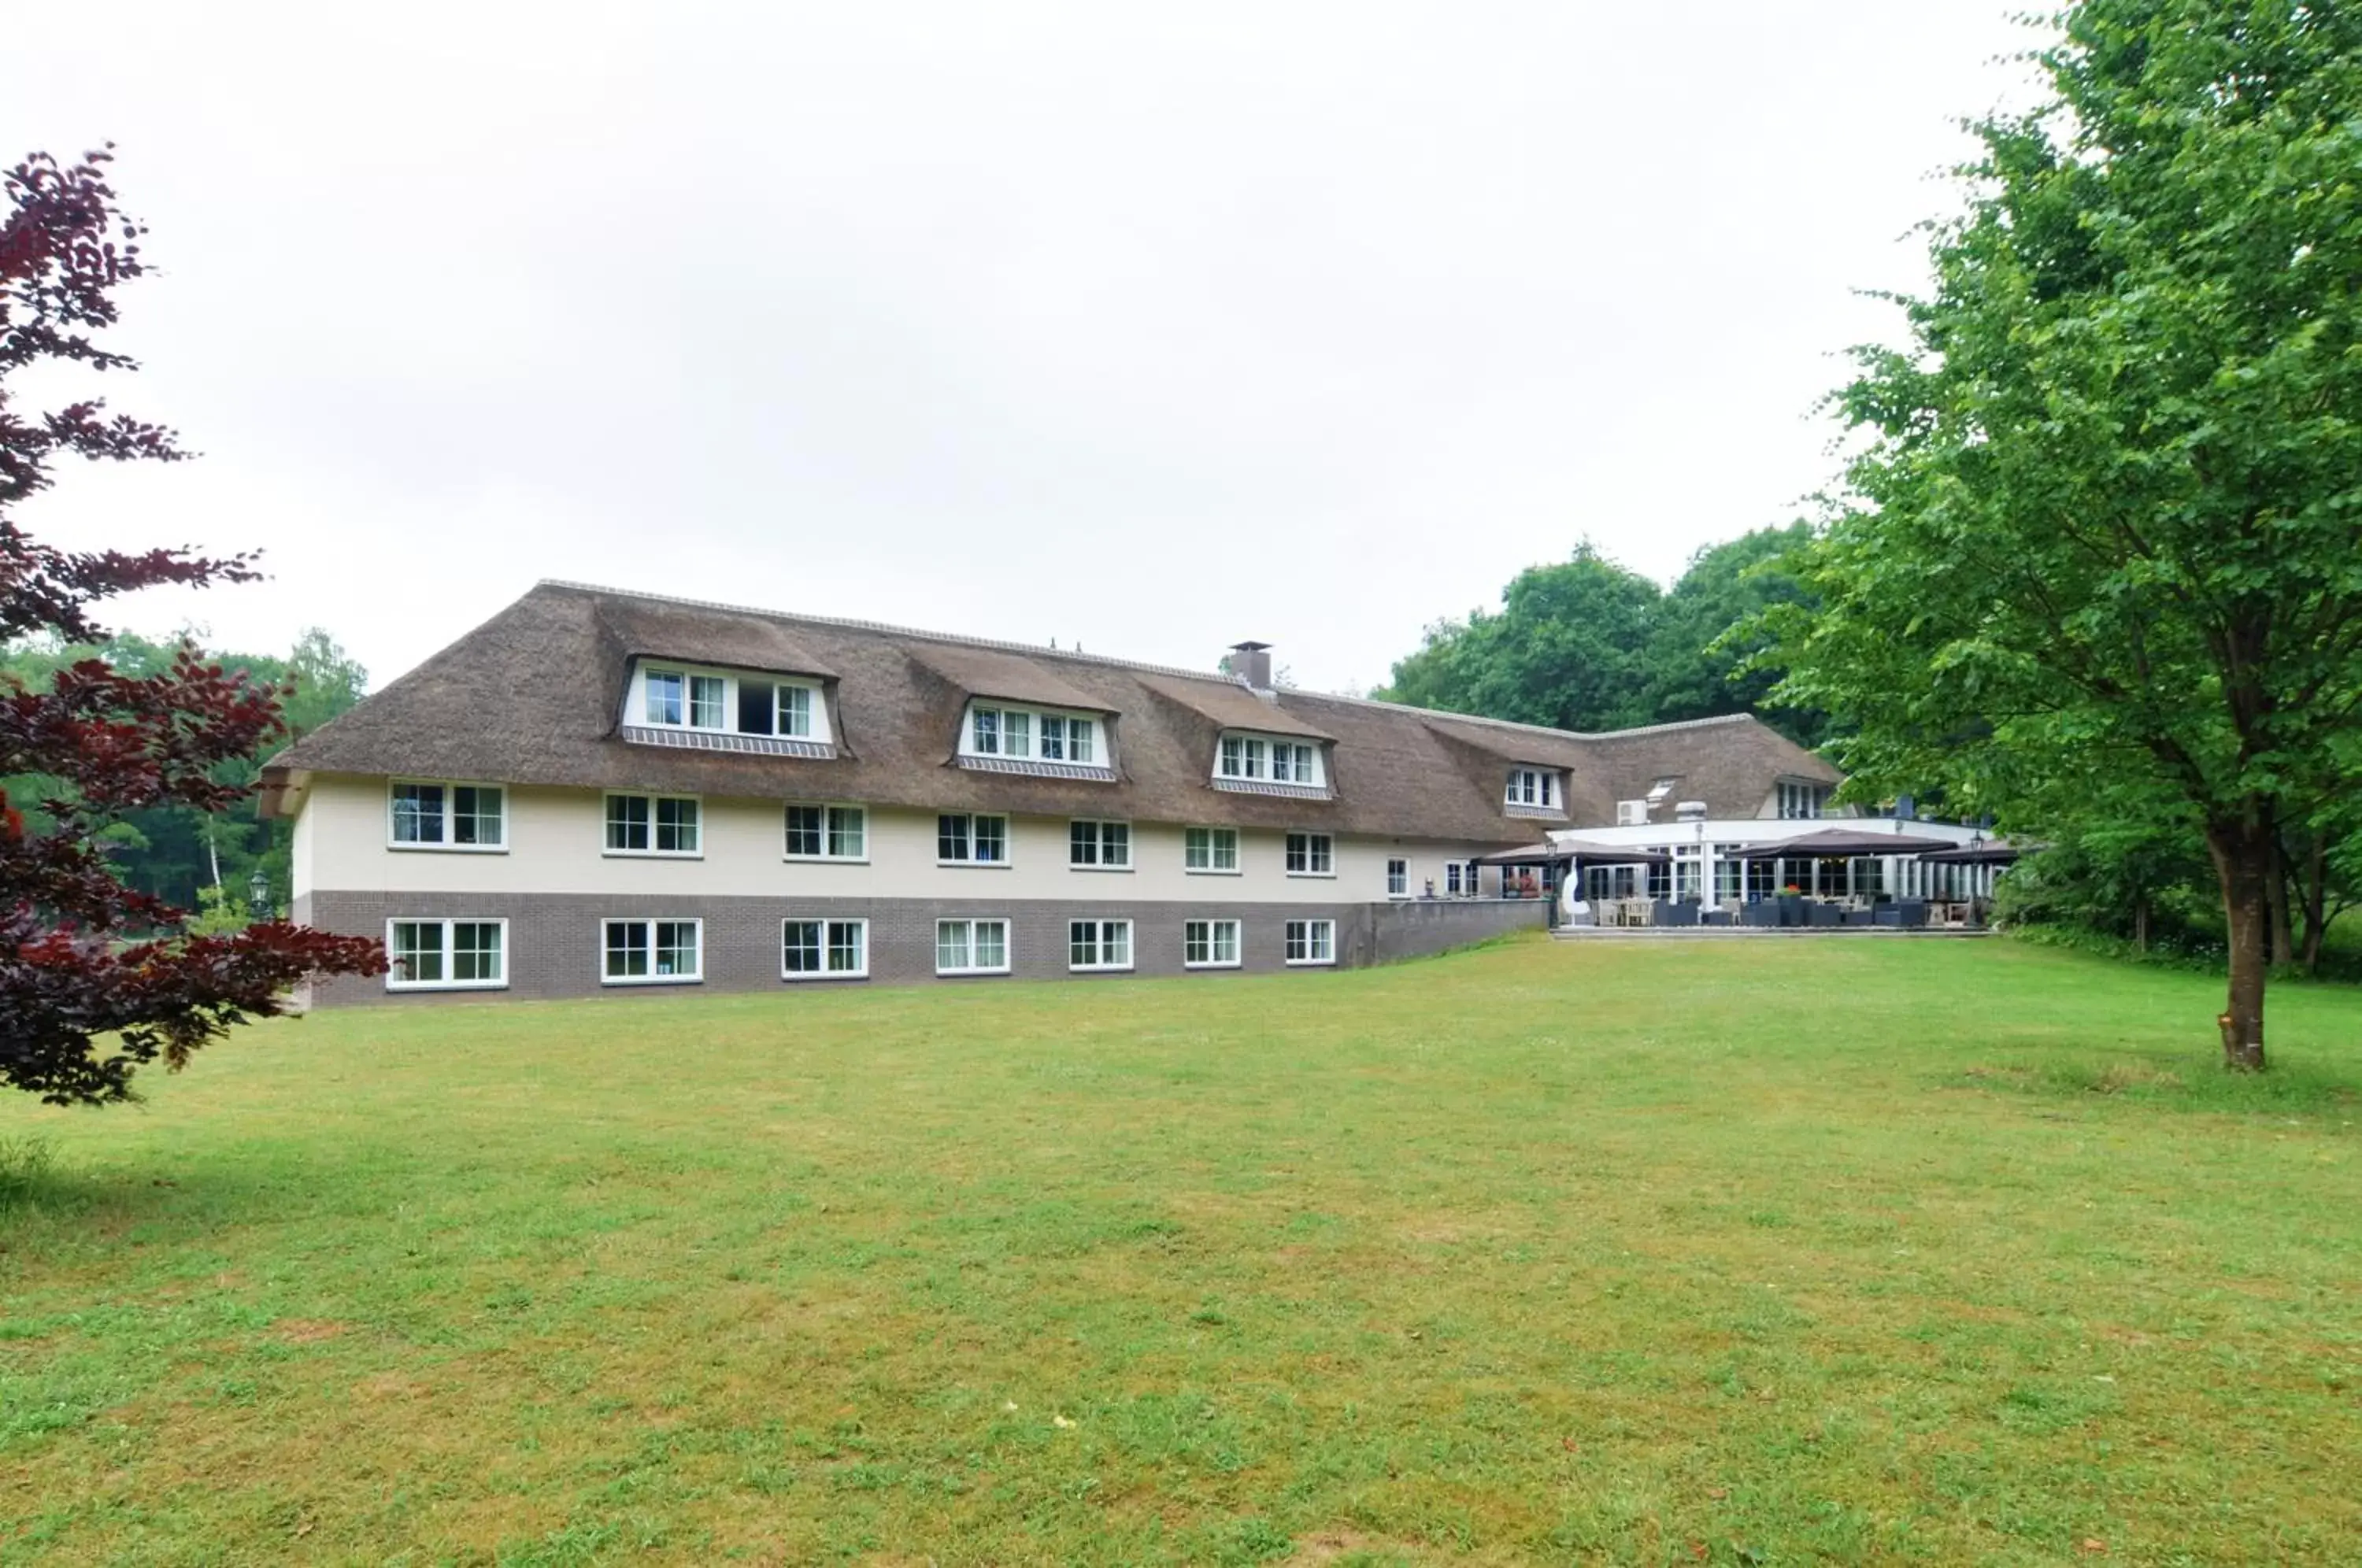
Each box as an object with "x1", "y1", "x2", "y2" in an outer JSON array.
[{"x1": 3, "y1": 935, "x2": 2358, "y2": 1566}]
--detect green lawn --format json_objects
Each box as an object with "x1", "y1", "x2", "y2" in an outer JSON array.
[{"x1": 3, "y1": 937, "x2": 2358, "y2": 1566}]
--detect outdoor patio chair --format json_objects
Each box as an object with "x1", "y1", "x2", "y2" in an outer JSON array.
[{"x1": 1806, "y1": 901, "x2": 1842, "y2": 927}]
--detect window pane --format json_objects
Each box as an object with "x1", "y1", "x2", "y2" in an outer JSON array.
[
  {"x1": 657, "y1": 797, "x2": 700, "y2": 854},
  {"x1": 607, "y1": 795, "x2": 650, "y2": 852},
  {"x1": 976, "y1": 921, "x2": 1007, "y2": 969},
  {"x1": 1312, "y1": 837, "x2": 1332, "y2": 874},
  {"x1": 939, "y1": 815, "x2": 969, "y2": 861},
  {"x1": 1215, "y1": 921, "x2": 1238, "y2": 963},
  {"x1": 829, "y1": 807, "x2": 864, "y2": 859},
  {"x1": 1245, "y1": 739, "x2": 1266, "y2": 778},
  {"x1": 784, "y1": 920, "x2": 821, "y2": 973},
  {"x1": 738, "y1": 681, "x2": 775, "y2": 735},
  {"x1": 1105, "y1": 923, "x2": 1130, "y2": 967},
  {"x1": 655, "y1": 921, "x2": 698, "y2": 976},
  {"x1": 1070, "y1": 821, "x2": 1096, "y2": 866},
  {"x1": 391, "y1": 920, "x2": 443, "y2": 983},
  {"x1": 1312, "y1": 922, "x2": 1333, "y2": 961},
  {"x1": 1004, "y1": 711, "x2": 1031, "y2": 757},
  {"x1": 605, "y1": 921, "x2": 649, "y2": 978},
  {"x1": 972, "y1": 708, "x2": 999, "y2": 753},
  {"x1": 645, "y1": 671, "x2": 683, "y2": 725},
  {"x1": 828, "y1": 921, "x2": 864, "y2": 974},
  {"x1": 1286, "y1": 921, "x2": 1305, "y2": 961},
  {"x1": 937, "y1": 920, "x2": 970, "y2": 971},
  {"x1": 393, "y1": 783, "x2": 445, "y2": 845},
  {"x1": 1070, "y1": 720, "x2": 1094, "y2": 764},
  {"x1": 1070, "y1": 919, "x2": 1096, "y2": 967},
  {"x1": 1186, "y1": 827, "x2": 1208, "y2": 869},
  {"x1": 779, "y1": 685, "x2": 813, "y2": 738},
  {"x1": 786, "y1": 804, "x2": 823, "y2": 857},
  {"x1": 974, "y1": 816, "x2": 1006, "y2": 864},
  {"x1": 452, "y1": 922, "x2": 502, "y2": 982},
  {"x1": 1214, "y1": 830, "x2": 1237, "y2": 871},
  {"x1": 1102, "y1": 823, "x2": 1128, "y2": 867},
  {"x1": 690, "y1": 675, "x2": 725, "y2": 728},
  {"x1": 1040, "y1": 716, "x2": 1065, "y2": 759},
  {"x1": 453, "y1": 786, "x2": 481, "y2": 845}
]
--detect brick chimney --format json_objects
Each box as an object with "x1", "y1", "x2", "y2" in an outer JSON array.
[{"x1": 1228, "y1": 640, "x2": 1273, "y2": 690}]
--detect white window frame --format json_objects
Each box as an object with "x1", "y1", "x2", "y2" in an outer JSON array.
[
  {"x1": 1386, "y1": 858, "x2": 1409, "y2": 897},
  {"x1": 961, "y1": 703, "x2": 1101, "y2": 764},
  {"x1": 1284, "y1": 831, "x2": 1335, "y2": 878},
  {"x1": 384, "y1": 917, "x2": 509, "y2": 992},
  {"x1": 1183, "y1": 918, "x2": 1242, "y2": 970},
  {"x1": 1214, "y1": 731, "x2": 1325, "y2": 787},
  {"x1": 1184, "y1": 826, "x2": 1240, "y2": 875},
  {"x1": 938, "y1": 812, "x2": 1012, "y2": 867},
  {"x1": 600, "y1": 917, "x2": 703, "y2": 986},
  {"x1": 935, "y1": 917, "x2": 1012, "y2": 976},
  {"x1": 1505, "y1": 767, "x2": 1560, "y2": 808},
  {"x1": 1270, "y1": 741, "x2": 1318, "y2": 784},
  {"x1": 783, "y1": 802, "x2": 868, "y2": 863},
  {"x1": 781, "y1": 917, "x2": 869, "y2": 981},
  {"x1": 1068, "y1": 918, "x2": 1135, "y2": 973},
  {"x1": 628, "y1": 660, "x2": 830, "y2": 743},
  {"x1": 1777, "y1": 781, "x2": 1828, "y2": 820},
  {"x1": 1068, "y1": 819, "x2": 1132, "y2": 871},
  {"x1": 602, "y1": 792, "x2": 702, "y2": 858},
  {"x1": 386, "y1": 779, "x2": 508, "y2": 852},
  {"x1": 1284, "y1": 918, "x2": 1336, "y2": 967}
]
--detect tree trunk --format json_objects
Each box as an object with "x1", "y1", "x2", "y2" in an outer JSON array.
[
  {"x1": 2204, "y1": 815, "x2": 2273, "y2": 1071},
  {"x1": 2134, "y1": 894, "x2": 2149, "y2": 954},
  {"x1": 2266, "y1": 833, "x2": 2295, "y2": 966},
  {"x1": 2299, "y1": 834, "x2": 2329, "y2": 976}
]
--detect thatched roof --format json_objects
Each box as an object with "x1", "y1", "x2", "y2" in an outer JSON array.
[{"x1": 265, "y1": 582, "x2": 1839, "y2": 845}]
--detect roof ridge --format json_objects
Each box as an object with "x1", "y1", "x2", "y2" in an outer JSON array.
[
  {"x1": 1300, "y1": 689, "x2": 1762, "y2": 743},
  {"x1": 535, "y1": 579, "x2": 1778, "y2": 749},
  {"x1": 536, "y1": 579, "x2": 1246, "y2": 690}
]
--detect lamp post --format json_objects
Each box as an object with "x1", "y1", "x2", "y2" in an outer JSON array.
[{"x1": 248, "y1": 869, "x2": 272, "y2": 922}]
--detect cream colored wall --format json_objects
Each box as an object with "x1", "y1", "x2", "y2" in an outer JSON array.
[{"x1": 293, "y1": 775, "x2": 1505, "y2": 904}]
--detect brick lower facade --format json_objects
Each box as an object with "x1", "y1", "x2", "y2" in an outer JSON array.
[{"x1": 293, "y1": 892, "x2": 1546, "y2": 1005}]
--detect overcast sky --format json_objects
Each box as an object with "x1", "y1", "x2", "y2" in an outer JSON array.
[{"x1": 11, "y1": 2, "x2": 2037, "y2": 696}]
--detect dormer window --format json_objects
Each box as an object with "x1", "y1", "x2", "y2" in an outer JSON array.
[
  {"x1": 628, "y1": 662, "x2": 829, "y2": 744},
  {"x1": 963, "y1": 704, "x2": 1100, "y2": 764},
  {"x1": 1505, "y1": 768, "x2": 1560, "y2": 809},
  {"x1": 1215, "y1": 732, "x2": 1325, "y2": 788},
  {"x1": 1777, "y1": 781, "x2": 1830, "y2": 819}
]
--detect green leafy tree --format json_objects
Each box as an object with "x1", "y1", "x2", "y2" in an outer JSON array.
[
  {"x1": 1379, "y1": 543, "x2": 1663, "y2": 731},
  {"x1": 0, "y1": 627, "x2": 365, "y2": 913},
  {"x1": 1649, "y1": 522, "x2": 1826, "y2": 744},
  {"x1": 1760, "y1": 0, "x2": 2362, "y2": 1069}
]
